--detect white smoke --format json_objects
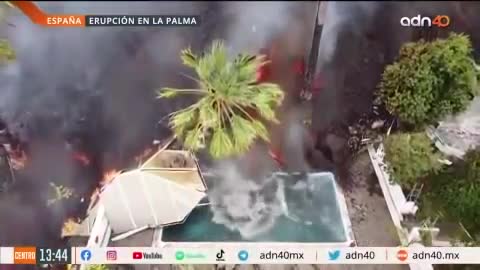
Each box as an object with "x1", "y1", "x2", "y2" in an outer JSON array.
[
  {"x1": 207, "y1": 108, "x2": 314, "y2": 239},
  {"x1": 208, "y1": 162, "x2": 287, "y2": 239},
  {"x1": 222, "y1": 1, "x2": 302, "y2": 54},
  {"x1": 318, "y1": 1, "x2": 380, "y2": 66},
  {"x1": 0, "y1": 1, "x2": 209, "y2": 245}
]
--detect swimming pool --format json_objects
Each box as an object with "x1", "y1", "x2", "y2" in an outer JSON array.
[{"x1": 161, "y1": 172, "x2": 353, "y2": 245}]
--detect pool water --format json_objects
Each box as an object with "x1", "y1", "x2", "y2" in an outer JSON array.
[{"x1": 162, "y1": 172, "x2": 349, "y2": 243}]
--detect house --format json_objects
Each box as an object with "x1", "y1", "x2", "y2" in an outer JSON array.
[{"x1": 66, "y1": 149, "x2": 208, "y2": 249}]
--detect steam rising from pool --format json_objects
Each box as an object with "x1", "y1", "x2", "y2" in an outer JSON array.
[
  {"x1": 207, "y1": 164, "x2": 288, "y2": 239},
  {"x1": 206, "y1": 108, "x2": 313, "y2": 239}
]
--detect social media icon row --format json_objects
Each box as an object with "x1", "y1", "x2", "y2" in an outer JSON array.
[
  {"x1": 80, "y1": 249, "x2": 117, "y2": 262},
  {"x1": 79, "y1": 249, "x2": 250, "y2": 262}
]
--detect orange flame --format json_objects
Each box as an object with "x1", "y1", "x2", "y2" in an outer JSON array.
[
  {"x1": 101, "y1": 169, "x2": 120, "y2": 186},
  {"x1": 61, "y1": 218, "x2": 80, "y2": 237},
  {"x1": 9, "y1": 150, "x2": 27, "y2": 170}
]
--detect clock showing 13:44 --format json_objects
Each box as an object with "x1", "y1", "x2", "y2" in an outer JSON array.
[{"x1": 37, "y1": 247, "x2": 71, "y2": 264}]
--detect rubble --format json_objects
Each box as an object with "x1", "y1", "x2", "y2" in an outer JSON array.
[{"x1": 345, "y1": 98, "x2": 396, "y2": 153}]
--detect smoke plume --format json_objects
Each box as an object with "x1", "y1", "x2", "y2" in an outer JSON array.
[
  {"x1": 0, "y1": 1, "x2": 209, "y2": 245},
  {"x1": 318, "y1": 1, "x2": 380, "y2": 67},
  {"x1": 207, "y1": 109, "x2": 315, "y2": 239},
  {"x1": 221, "y1": 1, "x2": 298, "y2": 54},
  {"x1": 0, "y1": 1, "x2": 331, "y2": 244},
  {"x1": 204, "y1": 2, "x2": 320, "y2": 238}
]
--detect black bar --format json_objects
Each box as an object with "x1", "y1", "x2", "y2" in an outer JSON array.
[
  {"x1": 85, "y1": 15, "x2": 200, "y2": 26},
  {"x1": 36, "y1": 248, "x2": 72, "y2": 264}
]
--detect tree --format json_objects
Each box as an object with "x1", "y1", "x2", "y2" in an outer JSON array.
[
  {"x1": 384, "y1": 132, "x2": 443, "y2": 189},
  {"x1": 158, "y1": 40, "x2": 284, "y2": 159},
  {"x1": 427, "y1": 149, "x2": 480, "y2": 237},
  {"x1": 378, "y1": 33, "x2": 479, "y2": 128}
]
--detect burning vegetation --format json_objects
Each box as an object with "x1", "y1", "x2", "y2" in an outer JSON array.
[{"x1": 0, "y1": 1, "x2": 324, "y2": 246}]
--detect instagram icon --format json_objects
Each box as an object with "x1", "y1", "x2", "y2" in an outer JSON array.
[{"x1": 106, "y1": 250, "x2": 117, "y2": 261}]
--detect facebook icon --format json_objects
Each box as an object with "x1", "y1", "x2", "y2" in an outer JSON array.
[{"x1": 81, "y1": 250, "x2": 92, "y2": 261}]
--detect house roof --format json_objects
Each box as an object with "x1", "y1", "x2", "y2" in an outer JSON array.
[
  {"x1": 101, "y1": 169, "x2": 206, "y2": 234},
  {"x1": 66, "y1": 149, "x2": 208, "y2": 237},
  {"x1": 140, "y1": 150, "x2": 207, "y2": 192}
]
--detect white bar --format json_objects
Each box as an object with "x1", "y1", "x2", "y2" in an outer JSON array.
[
  {"x1": 317, "y1": 247, "x2": 387, "y2": 264},
  {"x1": 67, "y1": 247, "x2": 480, "y2": 265},
  {"x1": 386, "y1": 247, "x2": 480, "y2": 264},
  {"x1": 235, "y1": 247, "x2": 315, "y2": 264},
  {"x1": 0, "y1": 247, "x2": 14, "y2": 264}
]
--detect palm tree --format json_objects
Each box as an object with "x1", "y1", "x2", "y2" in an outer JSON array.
[{"x1": 158, "y1": 40, "x2": 284, "y2": 159}]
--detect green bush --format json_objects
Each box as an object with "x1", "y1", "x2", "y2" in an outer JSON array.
[
  {"x1": 384, "y1": 132, "x2": 443, "y2": 189},
  {"x1": 428, "y1": 149, "x2": 480, "y2": 236},
  {"x1": 378, "y1": 33, "x2": 479, "y2": 127}
]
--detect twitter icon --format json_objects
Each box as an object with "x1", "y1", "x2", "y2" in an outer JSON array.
[{"x1": 328, "y1": 250, "x2": 340, "y2": 261}]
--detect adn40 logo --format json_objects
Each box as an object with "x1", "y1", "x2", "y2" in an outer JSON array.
[{"x1": 400, "y1": 15, "x2": 450, "y2": 28}]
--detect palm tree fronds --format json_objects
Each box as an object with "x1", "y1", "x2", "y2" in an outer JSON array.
[
  {"x1": 170, "y1": 108, "x2": 198, "y2": 136},
  {"x1": 161, "y1": 40, "x2": 284, "y2": 159},
  {"x1": 208, "y1": 40, "x2": 228, "y2": 75},
  {"x1": 253, "y1": 102, "x2": 277, "y2": 122},
  {"x1": 210, "y1": 128, "x2": 234, "y2": 158},
  {"x1": 257, "y1": 83, "x2": 285, "y2": 105},
  {"x1": 234, "y1": 53, "x2": 268, "y2": 83},
  {"x1": 157, "y1": 87, "x2": 206, "y2": 99},
  {"x1": 231, "y1": 115, "x2": 257, "y2": 153},
  {"x1": 184, "y1": 126, "x2": 204, "y2": 151},
  {"x1": 199, "y1": 99, "x2": 220, "y2": 128},
  {"x1": 157, "y1": 87, "x2": 180, "y2": 98},
  {"x1": 196, "y1": 55, "x2": 215, "y2": 85},
  {"x1": 250, "y1": 119, "x2": 270, "y2": 142},
  {"x1": 180, "y1": 48, "x2": 198, "y2": 68}
]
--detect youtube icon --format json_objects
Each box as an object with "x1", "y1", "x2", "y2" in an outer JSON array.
[{"x1": 133, "y1": 252, "x2": 143, "y2": 259}]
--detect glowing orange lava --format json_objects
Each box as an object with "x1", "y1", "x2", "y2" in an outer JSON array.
[{"x1": 101, "y1": 169, "x2": 120, "y2": 186}]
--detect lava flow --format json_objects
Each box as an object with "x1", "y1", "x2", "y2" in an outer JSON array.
[{"x1": 256, "y1": 43, "x2": 324, "y2": 168}]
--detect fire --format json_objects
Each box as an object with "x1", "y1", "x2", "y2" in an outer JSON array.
[
  {"x1": 72, "y1": 151, "x2": 90, "y2": 166},
  {"x1": 61, "y1": 218, "x2": 80, "y2": 237},
  {"x1": 269, "y1": 148, "x2": 286, "y2": 168},
  {"x1": 9, "y1": 149, "x2": 27, "y2": 170},
  {"x1": 102, "y1": 169, "x2": 120, "y2": 185}
]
